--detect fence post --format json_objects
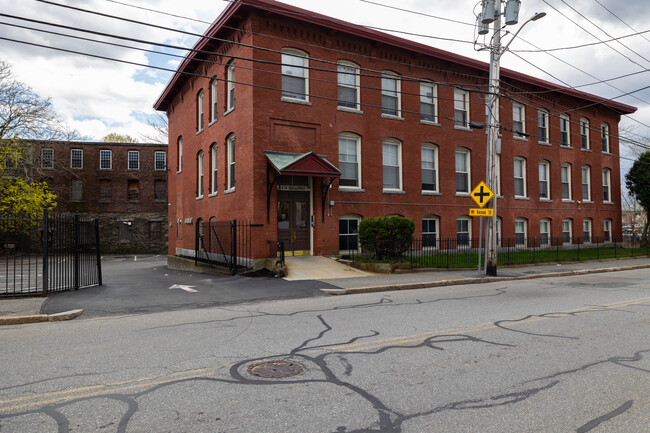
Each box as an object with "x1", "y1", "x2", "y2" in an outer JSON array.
[
  {"x1": 74, "y1": 213, "x2": 80, "y2": 290},
  {"x1": 42, "y1": 208, "x2": 49, "y2": 295},
  {"x1": 231, "y1": 219, "x2": 237, "y2": 275},
  {"x1": 577, "y1": 239, "x2": 580, "y2": 261},
  {"x1": 95, "y1": 218, "x2": 102, "y2": 286}
]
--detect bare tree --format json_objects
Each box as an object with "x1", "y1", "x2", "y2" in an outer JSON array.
[{"x1": 139, "y1": 111, "x2": 168, "y2": 144}]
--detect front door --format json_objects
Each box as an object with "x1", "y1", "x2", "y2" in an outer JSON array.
[{"x1": 277, "y1": 191, "x2": 310, "y2": 255}]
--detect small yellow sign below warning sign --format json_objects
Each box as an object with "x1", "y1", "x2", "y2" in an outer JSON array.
[
  {"x1": 470, "y1": 181, "x2": 495, "y2": 208},
  {"x1": 470, "y1": 208, "x2": 494, "y2": 217}
]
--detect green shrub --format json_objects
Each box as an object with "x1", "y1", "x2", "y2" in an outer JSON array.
[{"x1": 359, "y1": 216, "x2": 415, "y2": 261}]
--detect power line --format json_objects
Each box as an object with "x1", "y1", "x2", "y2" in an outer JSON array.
[{"x1": 594, "y1": 0, "x2": 650, "y2": 46}]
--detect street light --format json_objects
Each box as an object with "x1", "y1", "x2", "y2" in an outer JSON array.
[{"x1": 479, "y1": 2, "x2": 546, "y2": 276}]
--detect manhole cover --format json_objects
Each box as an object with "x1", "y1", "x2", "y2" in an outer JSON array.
[{"x1": 248, "y1": 361, "x2": 304, "y2": 378}]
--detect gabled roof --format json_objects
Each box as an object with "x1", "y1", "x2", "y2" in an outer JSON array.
[
  {"x1": 265, "y1": 151, "x2": 340, "y2": 177},
  {"x1": 154, "y1": 0, "x2": 637, "y2": 115}
]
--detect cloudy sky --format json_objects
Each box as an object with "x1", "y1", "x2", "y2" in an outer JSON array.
[{"x1": 1, "y1": 0, "x2": 649, "y2": 173}]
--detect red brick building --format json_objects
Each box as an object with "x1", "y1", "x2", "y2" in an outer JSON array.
[
  {"x1": 154, "y1": 0, "x2": 635, "y2": 262},
  {"x1": 28, "y1": 140, "x2": 168, "y2": 253}
]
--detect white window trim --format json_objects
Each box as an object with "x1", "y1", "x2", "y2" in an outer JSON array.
[
  {"x1": 338, "y1": 133, "x2": 362, "y2": 191},
  {"x1": 515, "y1": 218, "x2": 528, "y2": 247},
  {"x1": 561, "y1": 163, "x2": 572, "y2": 201},
  {"x1": 421, "y1": 143, "x2": 439, "y2": 194},
  {"x1": 210, "y1": 78, "x2": 218, "y2": 123},
  {"x1": 382, "y1": 138, "x2": 402, "y2": 192},
  {"x1": 154, "y1": 151, "x2": 167, "y2": 171},
  {"x1": 337, "y1": 61, "x2": 360, "y2": 111},
  {"x1": 581, "y1": 165, "x2": 591, "y2": 202},
  {"x1": 281, "y1": 48, "x2": 310, "y2": 103},
  {"x1": 456, "y1": 216, "x2": 471, "y2": 247},
  {"x1": 381, "y1": 71, "x2": 402, "y2": 119},
  {"x1": 603, "y1": 168, "x2": 612, "y2": 203},
  {"x1": 226, "y1": 62, "x2": 235, "y2": 113},
  {"x1": 100, "y1": 149, "x2": 112, "y2": 170},
  {"x1": 41, "y1": 148, "x2": 54, "y2": 169},
  {"x1": 580, "y1": 117, "x2": 590, "y2": 150},
  {"x1": 210, "y1": 144, "x2": 218, "y2": 195},
  {"x1": 539, "y1": 160, "x2": 550, "y2": 200},
  {"x1": 512, "y1": 103, "x2": 526, "y2": 140},
  {"x1": 455, "y1": 148, "x2": 471, "y2": 195},
  {"x1": 420, "y1": 81, "x2": 438, "y2": 124},
  {"x1": 454, "y1": 89, "x2": 470, "y2": 130},
  {"x1": 128, "y1": 150, "x2": 140, "y2": 170},
  {"x1": 197, "y1": 90, "x2": 204, "y2": 133},
  {"x1": 227, "y1": 135, "x2": 236, "y2": 192},
  {"x1": 177, "y1": 137, "x2": 183, "y2": 173},
  {"x1": 601, "y1": 123, "x2": 610, "y2": 153},
  {"x1": 604, "y1": 219, "x2": 612, "y2": 242},
  {"x1": 538, "y1": 109, "x2": 549, "y2": 144},
  {"x1": 540, "y1": 218, "x2": 551, "y2": 246},
  {"x1": 583, "y1": 218, "x2": 592, "y2": 244},
  {"x1": 70, "y1": 148, "x2": 83, "y2": 169},
  {"x1": 513, "y1": 157, "x2": 527, "y2": 198},
  {"x1": 197, "y1": 151, "x2": 204, "y2": 199},
  {"x1": 339, "y1": 214, "x2": 362, "y2": 254},
  {"x1": 562, "y1": 219, "x2": 573, "y2": 245},
  {"x1": 560, "y1": 114, "x2": 571, "y2": 147},
  {"x1": 422, "y1": 215, "x2": 440, "y2": 249}
]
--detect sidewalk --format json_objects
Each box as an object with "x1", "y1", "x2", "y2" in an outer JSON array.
[{"x1": 1, "y1": 256, "x2": 649, "y2": 325}]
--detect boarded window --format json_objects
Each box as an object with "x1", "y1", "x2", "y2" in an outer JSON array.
[{"x1": 127, "y1": 179, "x2": 140, "y2": 200}]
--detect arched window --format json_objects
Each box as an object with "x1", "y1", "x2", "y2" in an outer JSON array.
[
  {"x1": 210, "y1": 143, "x2": 218, "y2": 194},
  {"x1": 197, "y1": 90, "x2": 204, "y2": 132},
  {"x1": 210, "y1": 78, "x2": 218, "y2": 122},
  {"x1": 197, "y1": 151, "x2": 204, "y2": 198},
  {"x1": 227, "y1": 134, "x2": 235, "y2": 191},
  {"x1": 337, "y1": 61, "x2": 360, "y2": 110},
  {"x1": 177, "y1": 136, "x2": 183, "y2": 172}
]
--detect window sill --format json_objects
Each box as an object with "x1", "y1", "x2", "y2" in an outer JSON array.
[
  {"x1": 515, "y1": 196, "x2": 530, "y2": 200},
  {"x1": 127, "y1": 169, "x2": 140, "y2": 171},
  {"x1": 154, "y1": 168, "x2": 166, "y2": 172},
  {"x1": 209, "y1": 119, "x2": 217, "y2": 127},
  {"x1": 337, "y1": 106, "x2": 363, "y2": 114},
  {"x1": 604, "y1": 201, "x2": 614, "y2": 205},
  {"x1": 281, "y1": 96, "x2": 311, "y2": 106},
  {"x1": 581, "y1": 148, "x2": 592, "y2": 152},
  {"x1": 454, "y1": 126, "x2": 472, "y2": 132},
  {"x1": 338, "y1": 187, "x2": 365, "y2": 193},
  {"x1": 560, "y1": 145, "x2": 572, "y2": 149},
  {"x1": 421, "y1": 191, "x2": 441, "y2": 196},
  {"x1": 196, "y1": 196, "x2": 203, "y2": 201},
  {"x1": 381, "y1": 114, "x2": 404, "y2": 121},
  {"x1": 602, "y1": 151, "x2": 612, "y2": 155},
  {"x1": 224, "y1": 107, "x2": 234, "y2": 117},
  {"x1": 539, "y1": 198, "x2": 552, "y2": 202},
  {"x1": 99, "y1": 168, "x2": 113, "y2": 171},
  {"x1": 382, "y1": 189, "x2": 405, "y2": 194},
  {"x1": 420, "y1": 120, "x2": 440, "y2": 127},
  {"x1": 225, "y1": 187, "x2": 235, "y2": 194},
  {"x1": 177, "y1": 170, "x2": 182, "y2": 174},
  {"x1": 196, "y1": 129, "x2": 203, "y2": 136},
  {"x1": 513, "y1": 136, "x2": 528, "y2": 142},
  {"x1": 208, "y1": 192, "x2": 218, "y2": 197},
  {"x1": 538, "y1": 141, "x2": 551, "y2": 146},
  {"x1": 582, "y1": 200, "x2": 593, "y2": 204},
  {"x1": 562, "y1": 199, "x2": 574, "y2": 203},
  {"x1": 456, "y1": 192, "x2": 470, "y2": 197}
]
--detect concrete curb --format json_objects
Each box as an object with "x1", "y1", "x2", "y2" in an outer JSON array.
[
  {"x1": 0, "y1": 309, "x2": 84, "y2": 326},
  {"x1": 321, "y1": 264, "x2": 650, "y2": 296}
]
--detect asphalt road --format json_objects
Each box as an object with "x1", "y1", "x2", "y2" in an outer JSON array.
[
  {"x1": 42, "y1": 255, "x2": 328, "y2": 316},
  {"x1": 2, "y1": 268, "x2": 650, "y2": 432}
]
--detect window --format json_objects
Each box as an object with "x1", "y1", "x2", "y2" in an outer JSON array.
[
  {"x1": 513, "y1": 103, "x2": 525, "y2": 138},
  {"x1": 70, "y1": 149, "x2": 83, "y2": 169},
  {"x1": 154, "y1": 151, "x2": 166, "y2": 170},
  {"x1": 604, "y1": 219, "x2": 612, "y2": 242},
  {"x1": 3, "y1": 148, "x2": 18, "y2": 168},
  {"x1": 227, "y1": 62, "x2": 235, "y2": 111},
  {"x1": 197, "y1": 90, "x2": 204, "y2": 132},
  {"x1": 177, "y1": 136, "x2": 183, "y2": 172},
  {"x1": 562, "y1": 219, "x2": 572, "y2": 244},
  {"x1": 496, "y1": 217, "x2": 502, "y2": 247},
  {"x1": 539, "y1": 160, "x2": 550, "y2": 200},
  {"x1": 422, "y1": 216, "x2": 439, "y2": 248},
  {"x1": 580, "y1": 118, "x2": 590, "y2": 149},
  {"x1": 70, "y1": 179, "x2": 83, "y2": 201},
  {"x1": 227, "y1": 134, "x2": 235, "y2": 190},
  {"x1": 583, "y1": 218, "x2": 592, "y2": 243},
  {"x1": 382, "y1": 139, "x2": 402, "y2": 191},
  {"x1": 281, "y1": 49, "x2": 308, "y2": 101},
  {"x1": 455, "y1": 148, "x2": 470, "y2": 194},
  {"x1": 515, "y1": 218, "x2": 527, "y2": 246},
  {"x1": 148, "y1": 221, "x2": 162, "y2": 241},
  {"x1": 581, "y1": 165, "x2": 591, "y2": 201},
  {"x1": 381, "y1": 71, "x2": 400, "y2": 116},
  {"x1": 494, "y1": 154, "x2": 501, "y2": 196},
  {"x1": 457, "y1": 216, "x2": 471, "y2": 247},
  {"x1": 540, "y1": 218, "x2": 551, "y2": 246},
  {"x1": 127, "y1": 179, "x2": 139, "y2": 200},
  {"x1": 538, "y1": 110, "x2": 549, "y2": 143},
  {"x1": 339, "y1": 215, "x2": 360, "y2": 251},
  {"x1": 339, "y1": 133, "x2": 361, "y2": 188},
  {"x1": 337, "y1": 61, "x2": 359, "y2": 110},
  {"x1": 210, "y1": 143, "x2": 218, "y2": 194},
  {"x1": 560, "y1": 115, "x2": 571, "y2": 146},
  {"x1": 197, "y1": 151, "x2": 204, "y2": 198},
  {"x1": 41, "y1": 148, "x2": 54, "y2": 169},
  {"x1": 99, "y1": 179, "x2": 112, "y2": 201},
  {"x1": 128, "y1": 150, "x2": 140, "y2": 170},
  {"x1": 420, "y1": 82, "x2": 437, "y2": 123},
  {"x1": 561, "y1": 163, "x2": 572, "y2": 200},
  {"x1": 210, "y1": 78, "x2": 218, "y2": 122},
  {"x1": 514, "y1": 157, "x2": 527, "y2": 197},
  {"x1": 421, "y1": 144, "x2": 438, "y2": 192},
  {"x1": 454, "y1": 89, "x2": 469, "y2": 128},
  {"x1": 99, "y1": 150, "x2": 112, "y2": 170},
  {"x1": 119, "y1": 221, "x2": 132, "y2": 242},
  {"x1": 602, "y1": 168, "x2": 611, "y2": 202},
  {"x1": 601, "y1": 123, "x2": 610, "y2": 153},
  {"x1": 154, "y1": 179, "x2": 166, "y2": 201}
]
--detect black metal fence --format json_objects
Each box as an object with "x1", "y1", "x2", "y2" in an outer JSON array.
[
  {"x1": 0, "y1": 210, "x2": 102, "y2": 296},
  {"x1": 346, "y1": 235, "x2": 650, "y2": 268},
  {"x1": 195, "y1": 219, "x2": 263, "y2": 274}
]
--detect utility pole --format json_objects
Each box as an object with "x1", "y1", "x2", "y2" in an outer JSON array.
[{"x1": 477, "y1": 1, "x2": 545, "y2": 276}]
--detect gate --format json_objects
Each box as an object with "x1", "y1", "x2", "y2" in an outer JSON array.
[
  {"x1": 195, "y1": 219, "x2": 262, "y2": 274},
  {"x1": 0, "y1": 210, "x2": 102, "y2": 296}
]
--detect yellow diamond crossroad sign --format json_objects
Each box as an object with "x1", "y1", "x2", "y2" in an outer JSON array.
[{"x1": 470, "y1": 181, "x2": 494, "y2": 208}]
